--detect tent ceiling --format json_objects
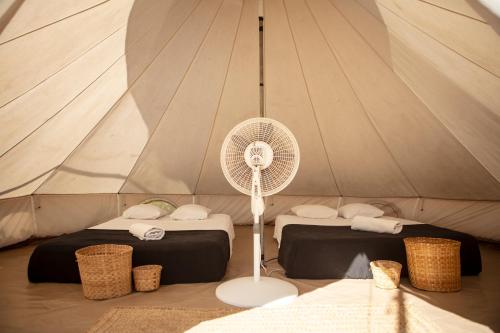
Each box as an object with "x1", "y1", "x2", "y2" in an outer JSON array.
[{"x1": 0, "y1": 0, "x2": 499, "y2": 200}]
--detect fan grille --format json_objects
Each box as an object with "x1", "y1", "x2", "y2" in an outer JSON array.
[{"x1": 221, "y1": 118, "x2": 300, "y2": 196}]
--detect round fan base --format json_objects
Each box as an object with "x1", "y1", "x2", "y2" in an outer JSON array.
[{"x1": 215, "y1": 276, "x2": 298, "y2": 308}]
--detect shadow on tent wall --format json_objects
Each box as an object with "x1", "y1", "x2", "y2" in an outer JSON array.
[
  {"x1": 466, "y1": 0, "x2": 500, "y2": 34},
  {"x1": 0, "y1": 0, "x2": 24, "y2": 35},
  {"x1": 122, "y1": 0, "x2": 214, "y2": 194}
]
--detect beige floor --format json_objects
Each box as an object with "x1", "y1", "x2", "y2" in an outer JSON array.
[{"x1": 0, "y1": 226, "x2": 499, "y2": 332}]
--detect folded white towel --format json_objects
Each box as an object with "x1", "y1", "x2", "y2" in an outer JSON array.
[
  {"x1": 351, "y1": 216, "x2": 402, "y2": 234},
  {"x1": 129, "y1": 223, "x2": 165, "y2": 240}
]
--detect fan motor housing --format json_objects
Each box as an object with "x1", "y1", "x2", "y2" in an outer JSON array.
[{"x1": 244, "y1": 141, "x2": 273, "y2": 169}]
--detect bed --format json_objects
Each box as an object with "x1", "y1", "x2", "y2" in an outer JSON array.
[
  {"x1": 274, "y1": 215, "x2": 482, "y2": 279},
  {"x1": 28, "y1": 213, "x2": 235, "y2": 285}
]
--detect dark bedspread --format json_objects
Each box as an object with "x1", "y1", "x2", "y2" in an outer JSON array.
[
  {"x1": 28, "y1": 229, "x2": 230, "y2": 284},
  {"x1": 278, "y1": 224, "x2": 481, "y2": 279}
]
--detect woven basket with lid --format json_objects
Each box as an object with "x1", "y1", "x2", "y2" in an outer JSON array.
[
  {"x1": 404, "y1": 237, "x2": 461, "y2": 292},
  {"x1": 133, "y1": 265, "x2": 162, "y2": 292},
  {"x1": 75, "y1": 244, "x2": 133, "y2": 300},
  {"x1": 370, "y1": 260, "x2": 402, "y2": 289}
]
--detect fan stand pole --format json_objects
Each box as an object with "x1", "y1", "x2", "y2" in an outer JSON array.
[
  {"x1": 215, "y1": 168, "x2": 298, "y2": 308},
  {"x1": 251, "y1": 165, "x2": 263, "y2": 283},
  {"x1": 253, "y1": 213, "x2": 261, "y2": 283}
]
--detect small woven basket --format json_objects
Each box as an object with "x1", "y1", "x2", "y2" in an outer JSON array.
[
  {"x1": 404, "y1": 237, "x2": 461, "y2": 292},
  {"x1": 75, "y1": 244, "x2": 133, "y2": 300},
  {"x1": 370, "y1": 260, "x2": 402, "y2": 289},
  {"x1": 133, "y1": 265, "x2": 162, "y2": 292}
]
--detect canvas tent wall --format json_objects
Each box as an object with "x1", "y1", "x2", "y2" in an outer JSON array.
[{"x1": 1, "y1": 0, "x2": 500, "y2": 247}]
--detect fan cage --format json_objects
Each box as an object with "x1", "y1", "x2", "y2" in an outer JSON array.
[{"x1": 220, "y1": 118, "x2": 300, "y2": 196}]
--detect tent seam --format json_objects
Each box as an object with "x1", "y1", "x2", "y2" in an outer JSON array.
[
  {"x1": 389, "y1": 53, "x2": 500, "y2": 186},
  {"x1": 282, "y1": 0, "x2": 341, "y2": 196},
  {"x1": 0, "y1": 28, "x2": 124, "y2": 159},
  {"x1": 0, "y1": 0, "x2": 160, "y2": 109},
  {"x1": 375, "y1": 0, "x2": 500, "y2": 79},
  {"x1": 0, "y1": 0, "x2": 112, "y2": 46},
  {"x1": 29, "y1": 54, "x2": 127, "y2": 196},
  {"x1": 339, "y1": 0, "x2": 500, "y2": 188},
  {"x1": 415, "y1": 0, "x2": 486, "y2": 23},
  {"x1": 29, "y1": 195, "x2": 38, "y2": 235},
  {"x1": 33, "y1": 1, "x2": 204, "y2": 195},
  {"x1": 430, "y1": 200, "x2": 480, "y2": 224},
  {"x1": 308, "y1": 0, "x2": 420, "y2": 197},
  {"x1": 193, "y1": 0, "x2": 245, "y2": 194},
  {"x1": 117, "y1": 0, "x2": 225, "y2": 194},
  {"x1": 3, "y1": 192, "x2": 499, "y2": 202},
  {"x1": 0, "y1": 26, "x2": 123, "y2": 110}
]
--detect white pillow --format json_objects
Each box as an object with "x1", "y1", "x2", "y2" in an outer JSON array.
[
  {"x1": 122, "y1": 204, "x2": 167, "y2": 220},
  {"x1": 170, "y1": 204, "x2": 211, "y2": 220},
  {"x1": 338, "y1": 203, "x2": 384, "y2": 219},
  {"x1": 291, "y1": 205, "x2": 338, "y2": 219}
]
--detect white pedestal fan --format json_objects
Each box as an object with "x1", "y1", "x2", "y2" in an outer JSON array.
[{"x1": 216, "y1": 117, "x2": 300, "y2": 308}]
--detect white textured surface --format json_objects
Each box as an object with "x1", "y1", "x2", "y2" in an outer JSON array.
[{"x1": 216, "y1": 276, "x2": 298, "y2": 308}]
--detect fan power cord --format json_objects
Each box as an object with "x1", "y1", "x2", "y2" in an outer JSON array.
[
  {"x1": 266, "y1": 268, "x2": 285, "y2": 277},
  {"x1": 261, "y1": 260, "x2": 284, "y2": 277},
  {"x1": 264, "y1": 257, "x2": 278, "y2": 263}
]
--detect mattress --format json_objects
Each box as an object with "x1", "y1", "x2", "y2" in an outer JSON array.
[
  {"x1": 90, "y1": 213, "x2": 235, "y2": 254},
  {"x1": 28, "y1": 214, "x2": 234, "y2": 285},
  {"x1": 277, "y1": 219, "x2": 482, "y2": 279},
  {"x1": 273, "y1": 214, "x2": 421, "y2": 246}
]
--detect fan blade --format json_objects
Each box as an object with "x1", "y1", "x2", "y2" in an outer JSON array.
[
  {"x1": 231, "y1": 135, "x2": 250, "y2": 150},
  {"x1": 260, "y1": 122, "x2": 274, "y2": 142},
  {"x1": 273, "y1": 151, "x2": 295, "y2": 161}
]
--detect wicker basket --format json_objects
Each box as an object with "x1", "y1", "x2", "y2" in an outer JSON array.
[
  {"x1": 370, "y1": 260, "x2": 402, "y2": 289},
  {"x1": 75, "y1": 244, "x2": 133, "y2": 300},
  {"x1": 133, "y1": 265, "x2": 162, "y2": 292},
  {"x1": 404, "y1": 237, "x2": 461, "y2": 292}
]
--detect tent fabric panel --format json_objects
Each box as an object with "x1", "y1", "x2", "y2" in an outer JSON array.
[
  {"x1": 336, "y1": 0, "x2": 500, "y2": 118},
  {"x1": 330, "y1": 0, "x2": 392, "y2": 85},
  {"x1": 0, "y1": 29, "x2": 127, "y2": 157},
  {"x1": 264, "y1": 0, "x2": 339, "y2": 196},
  {"x1": 0, "y1": 0, "x2": 137, "y2": 107},
  {"x1": 196, "y1": 0, "x2": 260, "y2": 195},
  {"x1": 121, "y1": 0, "x2": 242, "y2": 194},
  {"x1": 0, "y1": 0, "x2": 17, "y2": 16},
  {"x1": 390, "y1": 39, "x2": 500, "y2": 185},
  {"x1": 37, "y1": 0, "x2": 202, "y2": 194},
  {"x1": 0, "y1": 0, "x2": 108, "y2": 43},
  {"x1": 0, "y1": 196, "x2": 34, "y2": 248},
  {"x1": 417, "y1": 198, "x2": 500, "y2": 242},
  {"x1": 0, "y1": 56, "x2": 133, "y2": 199},
  {"x1": 332, "y1": 0, "x2": 500, "y2": 185},
  {"x1": 374, "y1": 0, "x2": 500, "y2": 77},
  {"x1": 0, "y1": 1, "x2": 168, "y2": 157},
  {"x1": 116, "y1": 0, "x2": 197, "y2": 88},
  {"x1": 412, "y1": 0, "x2": 486, "y2": 21},
  {"x1": 386, "y1": 8, "x2": 500, "y2": 119},
  {"x1": 1, "y1": 194, "x2": 500, "y2": 247},
  {"x1": 307, "y1": 0, "x2": 500, "y2": 200},
  {"x1": 282, "y1": 0, "x2": 416, "y2": 197},
  {"x1": 32, "y1": 194, "x2": 117, "y2": 237}
]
